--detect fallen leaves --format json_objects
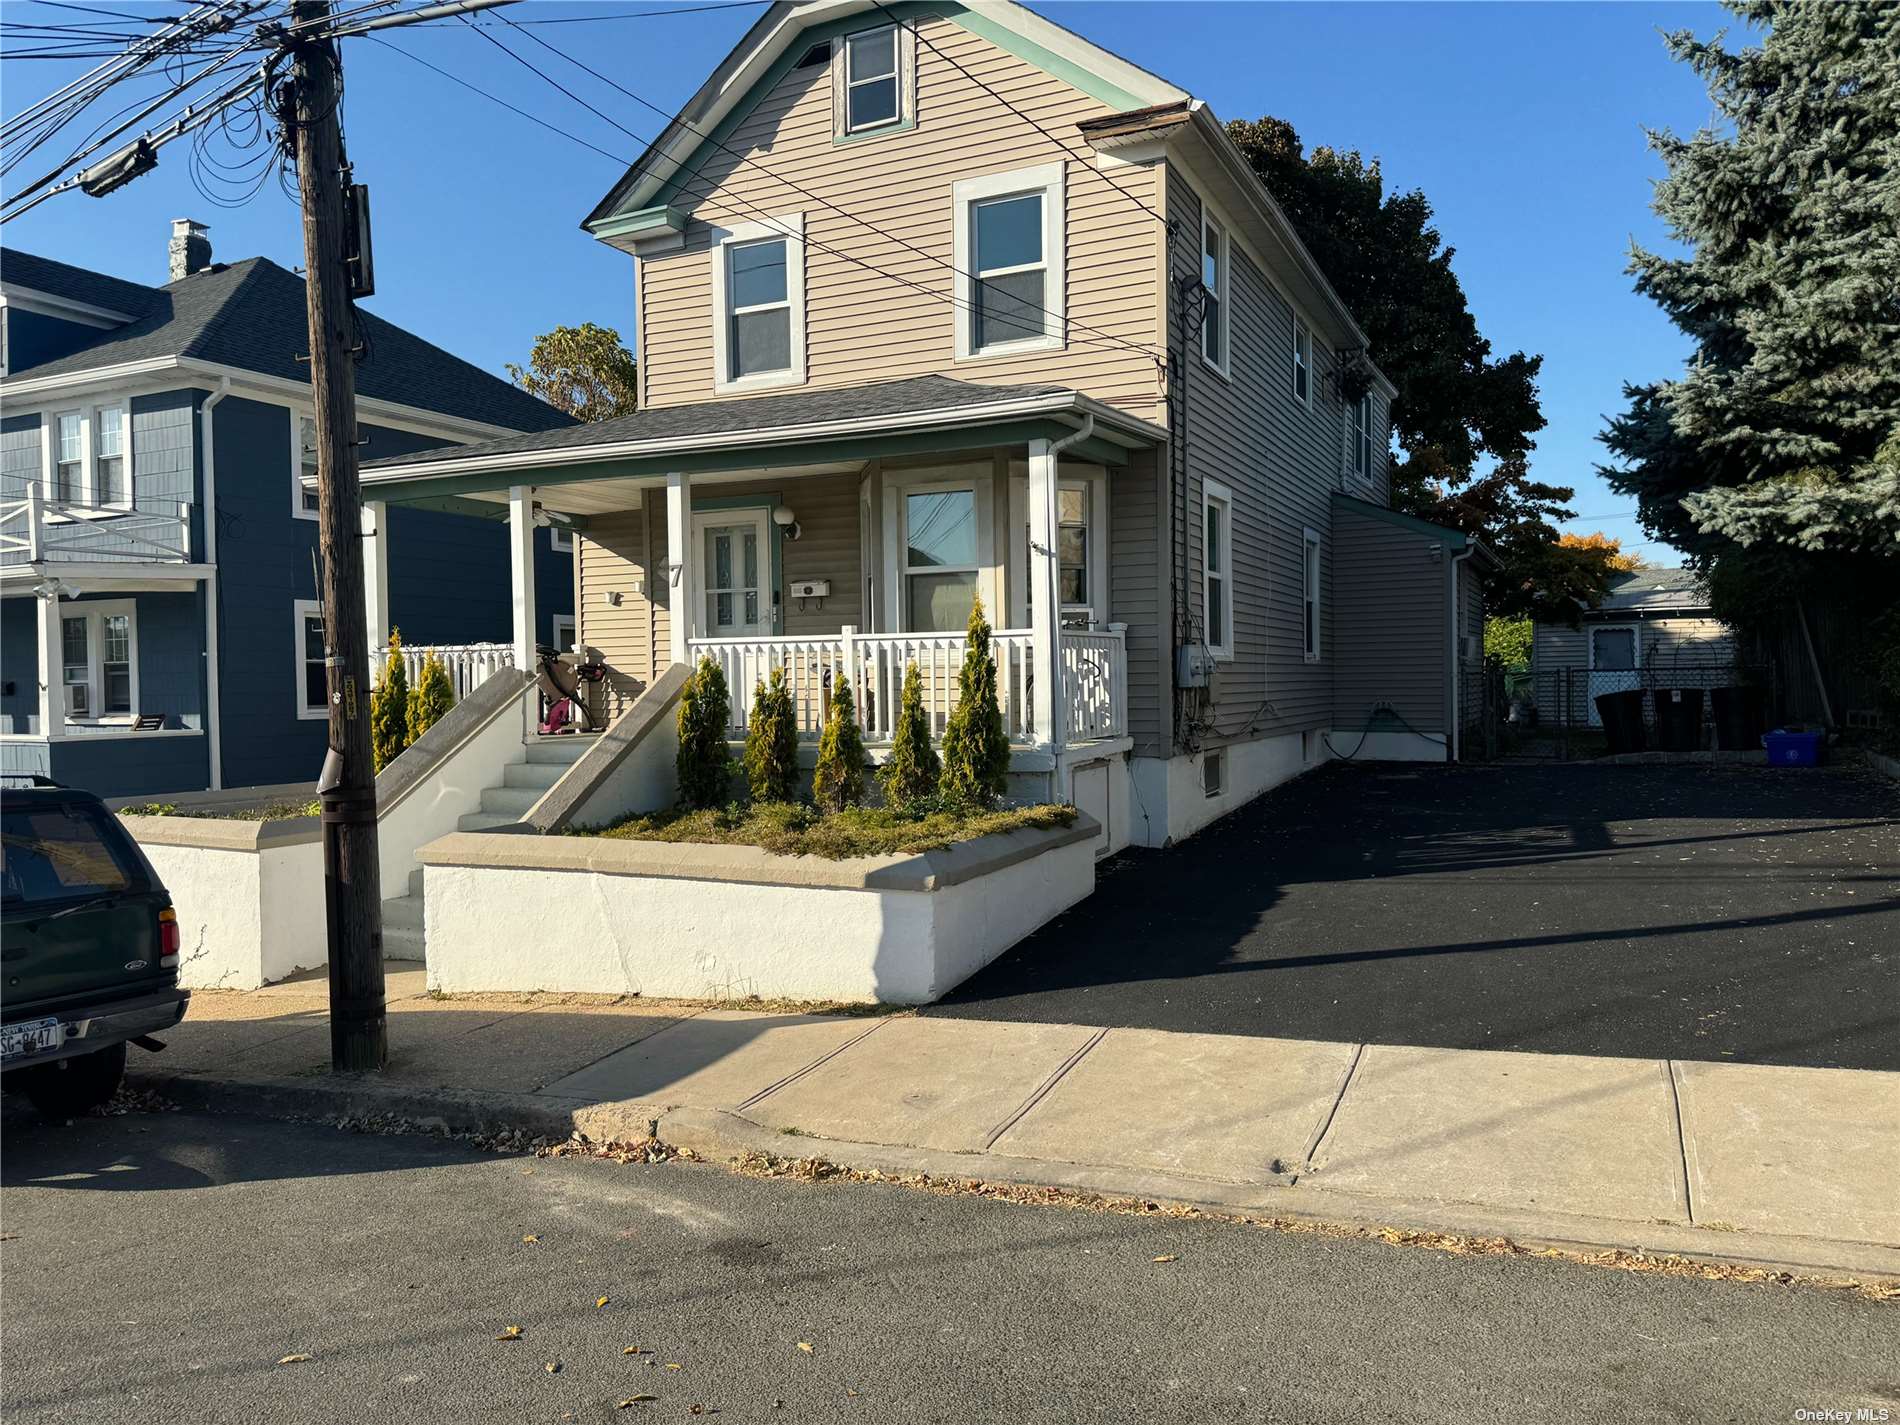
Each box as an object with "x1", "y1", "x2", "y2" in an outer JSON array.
[
  {"x1": 621, "y1": 1345, "x2": 650, "y2": 1356},
  {"x1": 495, "y1": 1326, "x2": 523, "y2": 1341},
  {"x1": 1152, "y1": 1254, "x2": 1178, "y2": 1263},
  {"x1": 664, "y1": 1362, "x2": 683, "y2": 1371},
  {"x1": 616, "y1": 1398, "x2": 657, "y2": 1409},
  {"x1": 595, "y1": 1296, "x2": 611, "y2": 1309},
  {"x1": 276, "y1": 1354, "x2": 311, "y2": 1365},
  {"x1": 521, "y1": 1234, "x2": 539, "y2": 1244},
  {"x1": 796, "y1": 1342, "x2": 813, "y2": 1354},
  {"x1": 544, "y1": 1360, "x2": 562, "y2": 1374}
]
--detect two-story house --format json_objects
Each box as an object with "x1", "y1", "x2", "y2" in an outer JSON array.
[
  {"x1": 0, "y1": 226, "x2": 575, "y2": 798},
  {"x1": 351, "y1": 0, "x2": 1490, "y2": 851}
]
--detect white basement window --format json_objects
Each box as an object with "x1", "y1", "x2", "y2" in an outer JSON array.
[
  {"x1": 711, "y1": 214, "x2": 806, "y2": 394},
  {"x1": 1202, "y1": 478, "x2": 1233, "y2": 660},
  {"x1": 953, "y1": 164, "x2": 1065, "y2": 360},
  {"x1": 294, "y1": 599, "x2": 327, "y2": 720},
  {"x1": 1303, "y1": 527, "x2": 1322, "y2": 662}
]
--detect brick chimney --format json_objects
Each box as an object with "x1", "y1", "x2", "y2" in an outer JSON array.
[{"x1": 168, "y1": 218, "x2": 211, "y2": 281}]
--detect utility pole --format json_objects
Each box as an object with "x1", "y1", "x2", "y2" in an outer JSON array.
[{"x1": 288, "y1": 0, "x2": 386, "y2": 1072}]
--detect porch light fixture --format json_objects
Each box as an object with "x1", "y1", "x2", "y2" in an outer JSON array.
[{"x1": 771, "y1": 504, "x2": 801, "y2": 541}]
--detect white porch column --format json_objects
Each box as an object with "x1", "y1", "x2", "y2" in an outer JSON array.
[
  {"x1": 36, "y1": 586, "x2": 60, "y2": 741},
  {"x1": 1026, "y1": 437, "x2": 1062, "y2": 752},
  {"x1": 508, "y1": 486, "x2": 536, "y2": 673},
  {"x1": 666, "y1": 470, "x2": 691, "y2": 668},
  {"x1": 363, "y1": 499, "x2": 389, "y2": 662}
]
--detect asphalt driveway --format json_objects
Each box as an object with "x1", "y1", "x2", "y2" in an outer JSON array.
[{"x1": 931, "y1": 762, "x2": 1900, "y2": 1070}]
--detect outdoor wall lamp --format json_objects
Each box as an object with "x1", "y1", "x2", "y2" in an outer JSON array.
[{"x1": 772, "y1": 504, "x2": 802, "y2": 541}]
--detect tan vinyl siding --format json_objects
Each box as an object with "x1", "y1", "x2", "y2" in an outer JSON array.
[
  {"x1": 1331, "y1": 504, "x2": 1450, "y2": 735},
  {"x1": 577, "y1": 508, "x2": 657, "y2": 713},
  {"x1": 1168, "y1": 171, "x2": 1390, "y2": 745},
  {"x1": 636, "y1": 13, "x2": 1164, "y2": 418}
]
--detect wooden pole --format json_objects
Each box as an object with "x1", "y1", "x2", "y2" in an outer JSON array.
[{"x1": 290, "y1": 0, "x2": 386, "y2": 1071}]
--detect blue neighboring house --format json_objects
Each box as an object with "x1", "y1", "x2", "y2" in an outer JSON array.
[{"x1": 1, "y1": 223, "x2": 575, "y2": 798}]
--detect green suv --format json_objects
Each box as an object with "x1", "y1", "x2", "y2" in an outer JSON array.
[{"x1": 1, "y1": 781, "x2": 189, "y2": 1117}]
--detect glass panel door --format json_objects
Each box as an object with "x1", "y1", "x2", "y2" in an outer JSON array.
[{"x1": 693, "y1": 512, "x2": 772, "y2": 638}]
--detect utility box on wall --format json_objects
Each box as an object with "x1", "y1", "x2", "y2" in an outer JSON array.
[
  {"x1": 1176, "y1": 644, "x2": 1215, "y2": 689},
  {"x1": 789, "y1": 579, "x2": 831, "y2": 600}
]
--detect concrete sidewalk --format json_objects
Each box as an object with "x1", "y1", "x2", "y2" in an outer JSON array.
[{"x1": 126, "y1": 967, "x2": 1900, "y2": 1282}]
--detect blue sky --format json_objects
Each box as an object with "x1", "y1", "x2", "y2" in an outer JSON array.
[{"x1": 4, "y1": 0, "x2": 1725, "y2": 562}]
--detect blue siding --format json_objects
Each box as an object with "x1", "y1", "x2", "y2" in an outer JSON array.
[
  {"x1": 1, "y1": 596, "x2": 37, "y2": 734},
  {"x1": 50, "y1": 733, "x2": 209, "y2": 799},
  {"x1": 6, "y1": 308, "x2": 102, "y2": 371}
]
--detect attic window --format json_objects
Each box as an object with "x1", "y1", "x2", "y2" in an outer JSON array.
[
  {"x1": 795, "y1": 42, "x2": 829, "y2": 68},
  {"x1": 831, "y1": 23, "x2": 913, "y2": 140}
]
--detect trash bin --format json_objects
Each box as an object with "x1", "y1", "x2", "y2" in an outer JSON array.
[
  {"x1": 1651, "y1": 687, "x2": 1705, "y2": 752},
  {"x1": 1594, "y1": 688, "x2": 1647, "y2": 754},
  {"x1": 1711, "y1": 685, "x2": 1768, "y2": 751},
  {"x1": 1763, "y1": 728, "x2": 1823, "y2": 766}
]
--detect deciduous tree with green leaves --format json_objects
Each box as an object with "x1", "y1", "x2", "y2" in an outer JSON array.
[
  {"x1": 879, "y1": 662, "x2": 940, "y2": 812},
  {"x1": 675, "y1": 656, "x2": 733, "y2": 810},
  {"x1": 506, "y1": 322, "x2": 638, "y2": 422},
  {"x1": 370, "y1": 629, "x2": 409, "y2": 772},
  {"x1": 743, "y1": 667, "x2": 799, "y2": 804},
  {"x1": 938, "y1": 597, "x2": 1011, "y2": 810}
]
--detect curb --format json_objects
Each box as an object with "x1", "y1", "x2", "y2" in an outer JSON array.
[{"x1": 132, "y1": 1066, "x2": 1900, "y2": 1286}]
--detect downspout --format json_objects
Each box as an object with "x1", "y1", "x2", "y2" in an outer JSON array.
[
  {"x1": 1448, "y1": 542, "x2": 1476, "y2": 763},
  {"x1": 199, "y1": 377, "x2": 230, "y2": 790}
]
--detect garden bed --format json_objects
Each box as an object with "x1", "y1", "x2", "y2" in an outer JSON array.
[
  {"x1": 120, "y1": 798, "x2": 320, "y2": 822},
  {"x1": 586, "y1": 802, "x2": 1075, "y2": 860}
]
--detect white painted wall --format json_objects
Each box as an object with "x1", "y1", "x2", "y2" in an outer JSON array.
[
  {"x1": 376, "y1": 686, "x2": 533, "y2": 896},
  {"x1": 1063, "y1": 748, "x2": 1134, "y2": 856},
  {"x1": 423, "y1": 837, "x2": 1095, "y2": 1005},
  {"x1": 1128, "y1": 730, "x2": 1311, "y2": 847},
  {"x1": 143, "y1": 839, "x2": 325, "y2": 990},
  {"x1": 1323, "y1": 729, "x2": 1447, "y2": 763}
]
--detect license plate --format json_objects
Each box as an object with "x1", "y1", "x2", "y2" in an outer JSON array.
[{"x1": 1, "y1": 1016, "x2": 65, "y2": 1062}]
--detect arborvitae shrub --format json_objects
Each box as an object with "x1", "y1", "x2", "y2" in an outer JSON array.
[
  {"x1": 370, "y1": 628, "x2": 409, "y2": 772},
  {"x1": 407, "y1": 650, "x2": 455, "y2": 745},
  {"x1": 879, "y1": 661, "x2": 940, "y2": 812},
  {"x1": 812, "y1": 677, "x2": 867, "y2": 813},
  {"x1": 743, "y1": 665, "x2": 799, "y2": 804},
  {"x1": 675, "y1": 655, "x2": 733, "y2": 809},
  {"x1": 938, "y1": 596, "x2": 1011, "y2": 809}
]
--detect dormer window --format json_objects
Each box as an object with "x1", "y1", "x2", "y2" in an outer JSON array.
[{"x1": 845, "y1": 27, "x2": 898, "y2": 130}]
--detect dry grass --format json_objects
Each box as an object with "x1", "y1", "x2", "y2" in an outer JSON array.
[
  {"x1": 586, "y1": 801, "x2": 1075, "y2": 860},
  {"x1": 121, "y1": 800, "x2": 320, "y2": 822}
]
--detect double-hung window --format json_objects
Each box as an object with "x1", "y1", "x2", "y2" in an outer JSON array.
[
  {"x1": 1202, "y1": 479, "x2": 1233, "y2": 659},
  {"x1": 953, "y1": 164, "x2": 1065, "y2": 360},
  {"x1": 1292, "y1": 321, "x2": 1313, "y2": 408},
  {"x1": 50, "y1": 407, "x2": 133, "y2": 509},
  {"x1": 843, "y1": 26, "x2": 898, "y2": 131},
  {"x1": 293, "y1": 413, "x2": 320, "y2": 518},
  {"x1": 57, "y1": 602, "x2": 137, "y2": 722},
  {"x1": 93, "y1": 406, "x2": 128, "y2": 507},
  {"x1": 1200, "y1": 213, "x2": 1229, "y2": 373},
  {"x1": 711, "y1": 214, "x2": 805, "y2": 393},
  {"x1": 54, "y1": 413, "x2": 85, "y2": 504},
  {"x1": 900, "y1": 481, "x2": 984, "y2": 633},
  {"x1": 1347, "y1": 391, "x2": 1374, "y2": 483},
  {"x1": 1302, "y1": 528, "x2": 1322, "y2": 662},
  {"x1": 294, "y1": 600, "x2": 327, "y2": 719}
]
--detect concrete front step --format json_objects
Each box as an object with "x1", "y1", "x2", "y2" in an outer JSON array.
[
  {"x1": 383, "y1": 921, "x2": 424, "y2": 958},
  {"x1": 382, "y1": 894, "x2": 423, "y2": 931},
  {"x1": 456, "y1": 810, "x2": 519, "y2": 832},
  {"x1": 524, "y1": 735, "x2": 595, "y2": 766},
  {"x1": 503, "y1": 760, "x2": 567, "y2": 791},
  {"x1": 480, "y1": 785, "x2": 543, "y2": 816}
]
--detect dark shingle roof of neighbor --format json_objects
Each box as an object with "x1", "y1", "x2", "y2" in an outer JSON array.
[
  {"x1": 1598, "y1": 566, "x2": 1708, "y2": 613},
  {"x1": 362, "y1": 374, "x2": 1082, "y2": 470},
  {"x1": 2, "y1": 248, "x2": 162, "y2": 319},
  {"x1": 3, "y1": 250, "x2": 572, "y2": 434}
]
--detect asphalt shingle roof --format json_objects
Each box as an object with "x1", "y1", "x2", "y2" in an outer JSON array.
[
  {"x1": 4, "y1": 251, "x2": 571, "y2": 434},
  {"x1": 2, "y1": 248, "x2": 161, "y2": 319},
  {"x1": 361, "y1": 374, "x2": 1080, "y2": 470},
  {"x1": 1598, "y1": 567, "x2": 1709, "y2": 613}
]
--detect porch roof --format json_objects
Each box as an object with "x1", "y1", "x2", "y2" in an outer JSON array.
[{"x1": 355, "y1": 375, "x2": 1165, "y2": 511}]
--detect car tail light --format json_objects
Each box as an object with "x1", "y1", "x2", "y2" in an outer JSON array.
[{"x1": 158, "y1": 907, "x2": 179, "y2": 968}]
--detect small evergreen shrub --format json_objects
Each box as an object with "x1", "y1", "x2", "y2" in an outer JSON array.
[
  {"x1": 938, "y1": 596, "x2": 1011, "y2": 809},
  {"x1": 407, "y1": 650, "x2": 455, "y2": 745},
  {"x1": 675, "y1": 655, "x2": 733, "y2": 810},
  {"x1": 879, "y1": 661, "x2": 940, "y2": 812},
  {"x1": 369, "y1": 628, "x2": 409, "y2": 772},
  {"x1": 812, "y1": 677, "x2": 867, "y2": 812},
  {"x1": 743, "y1": 665, "x2": 800, "y2": 804}
]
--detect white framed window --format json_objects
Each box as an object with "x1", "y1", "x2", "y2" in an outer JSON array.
[
  {"x1": 292, "y1": 412, "x2": 319, "y2": 519},
  {"x1": 58, "y1": 601, "x2": 138, "y2": 722},
  {"x1": 1201, "y1": 477, "x2": 1233, "y2": 660},
  {"x1": 1200, "y1": 211, "x2": 1229, "y2": 375},
  {"x1": 93, "y1": 404, "x2": 129, "y2": 508},
  {"x1": 1007, "y1": 463, "x2": 1110, "y2": 631},
  {"x1": 1302, "y1": 527, "x2": 1322, "y2": 662},
  {"x1": 294, "y1": 599, "x2": 328, "y2": 720},
  {"x1": 1589, "y1": 624, "x2": 1640, "y2": 671},
  {"x1": 54, "y1": 411, "x2": 85, "y2": 504},
  {"x1": 843, "y1": 25, "x2": 898, "y2": 131},
  {"x1": 1346, "y1": 391, "x2": 1374, "y2": 484},
  {"x1": 710, "y1": 213, "x2": 806, "y2": 394},
  {"x1": 548, "y1": 525, "x2": 574, "y2": 554},
  {"x1": 952, "y1": 164, "x2": 1065, "y2": 360},
  {"x1": 552, "y1": 614, "x2": 576, "y2": 652},
  {"x1": 1292, "y1": 321, "x2": 1313, "y2": 408},
  {"x1": 47, "y1": 405, "x2": 133, "y2": 510}
]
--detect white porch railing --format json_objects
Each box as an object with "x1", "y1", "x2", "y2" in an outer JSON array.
[
  {"x1": 394, "y1": 642, "x2": 514, "y2": 701},
  {"x1": 0, "y1": 485, "x2": 194, "y2": 567},
  {"x1": 685, "y1": 626, "x2": 1126, "y2": 745}
]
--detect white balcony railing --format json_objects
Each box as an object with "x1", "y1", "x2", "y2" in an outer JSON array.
[
  {"x1": 0, "y1": 485, "x2": 193, "y2": 567},
  {"x1": 685, "y1": 626, "x2": 1126, "y2": 746},
  {"x1": 393, "y1": 642, "x2": 514, "y2": 701}
]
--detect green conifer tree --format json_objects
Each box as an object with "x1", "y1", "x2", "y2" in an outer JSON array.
[
  {"x1": 879, "y1": 661, "x2": 940, "y2": 812},
  {"x1": 742, "y1": 666, "x2": 800, "y2": 804},
  {"x1": 811, "y1": 677, "x2": 867, "y2": 813},
  {"x1": 369, "y1": 629, "x2": 409, "y2": 772},
  {"x1": 938, "y1": 596, "x2": 1011, "y2": 809},
  {"x1": 407, "y1": 650, "x2": 455, "y2": 745},
  {"x1": 675, "y1": 656, "x2": 733, "y2": 809}
]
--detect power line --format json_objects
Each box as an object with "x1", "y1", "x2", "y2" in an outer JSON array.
[{"x1": 31, "y1": 1, "x2": 187, "y2": 24}]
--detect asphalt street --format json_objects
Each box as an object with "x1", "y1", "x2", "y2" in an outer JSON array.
[
  {"x1": 1, "y1": 1107, "x2": 1894, "y2": 1424},
  {"x1": 932, "y1": 762, "x2": 1900, "y2": 1069}
]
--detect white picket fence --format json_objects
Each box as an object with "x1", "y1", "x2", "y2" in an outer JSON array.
[
  {"x1": 685, "y1": 626, "x2": 1126, "y2": 745},
  {"x1": 394, "y1": 642, "x2": 513, "y2": 701}
]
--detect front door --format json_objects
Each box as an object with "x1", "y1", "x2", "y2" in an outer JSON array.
[
  {"x1": 691, "y1": 510, "x2": 773, "y2": 639},
  {"x1": 1586, "y1": 625, "x2": 1639, "y2": 728}
]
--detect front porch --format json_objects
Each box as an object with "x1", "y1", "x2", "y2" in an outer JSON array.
[{"x1": 357, "y1": 376, "x2": 1163, "y2": 770}]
